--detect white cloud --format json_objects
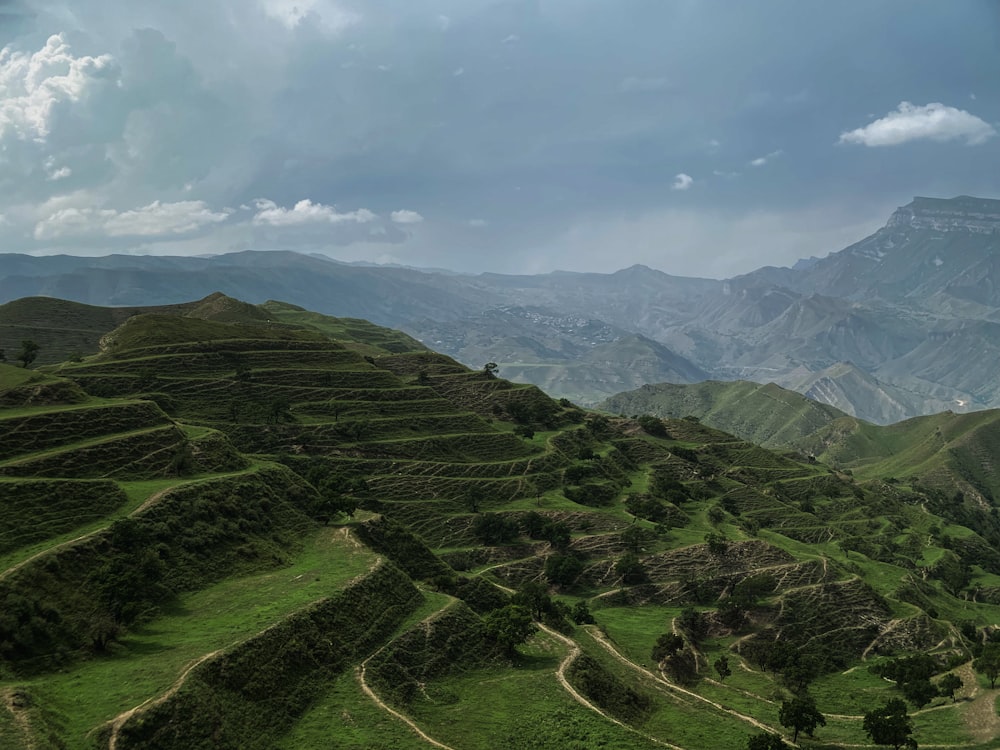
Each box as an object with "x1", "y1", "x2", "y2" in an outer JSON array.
[
  {"x1": 34, "y1": 200, "x2": 230, "y2": 240},
  {"x1": 839, "y1": 101, "x2": 996, "y2": 147},
  {"x1": 468, "y1": 218, "x2": 488, "y2": 228},
  {"x1": 252, "y1": 198, "x2": 377, "y2": 226},
  {"x1": 258, "y1": 0, "x2": 360, "y2": 33},
  {"x1": 390, "y1": 209, "x2": 424, "y2": 224},
  {"x1": 0, "y1": 33, "x2": 118, "y2": 142},
  {"x1": 671, "y1": 173, "x2": 693, "y2": 191},
  {"x1": 749, "y1": 149, "x2": 783, "y2": 167}
]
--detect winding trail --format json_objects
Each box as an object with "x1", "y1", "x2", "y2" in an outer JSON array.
[
  {"x1": 2, "y1": 687, "x2": 36, "y2": 750},
  {"x1": 586, "y1": 628, "x2": 785, "y2": 738},
  {"x1": 356, "y1": 662, "x2": 455, "y2": 750},
  {"x1": 536, "y1": 624, "x2": 685, "y2": 750},
  {"x1": 355, "y1": 601, "x2": 457, "y2": 750},
  {"x1": 105, "y1": 649, "x2": 222, "y2": 750}
]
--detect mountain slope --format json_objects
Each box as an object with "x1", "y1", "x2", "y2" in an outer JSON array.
[
  {"x1": 2, "y1": 295, "x2": 1000, "y2": 748},
  {"x1": 598, "y1": 380, "x2": 848, "y2": 448}
]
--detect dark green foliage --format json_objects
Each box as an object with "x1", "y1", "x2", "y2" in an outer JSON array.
[
  {"x1": 620, "y1": 524, "x2": 652, "y2": 552},
  {"x1": 901, "y1": 678, "x2": 938, "y2": 708},
  {"x1": 448, "y1": 576, "x2": 510, "y2": 615},
  {"x1": 483, "y1": 605, "x2": 535, "y2": 656},
  {"x1": 974, "y1": 642, "x2": 1000, "y2": 688},
  {"x1": 872, "y1": 654, "x2": 942, "y2": 706},
  {"x1": 863, "y1": 699, "x2": 917, "y2": 749},
  {"x1": 778, "y1": 692, "x2": 825, "y2": 743},
  {"x1": 614, "y1": 551, "x2": 647, "y2": 585},
  {"x1": 714, "y1": 655, "x2": 731, "y2": 681},
  {"x1": 539, "y1": 520, "x2": 572, "y2": 549},
  {"x1": 17, "y1": 339, "x2": 39, "y2": 368},
  {"x1": 637, "y1": 414, "x2": 669, "y2": 437},
  {"x1": 937, "y1": 672, "x2": 962, "y2": 702},
  {"x1": 704, "y1": 531, "x2": 728, "y2": 556},
  {"x1": 544, "y1": 553, "x2": 584, "y2": 587},
  {"x1": 472, "y1": 513, "x2": 520, "y2": 545},
  {"x1": 676, "y1": 607, "x2": 707, "y2": 643},
  {"x1": 520, "y1": 511, "x2": 547, "y2": 538},
  {"x1": 0, "y1": 479, "x2": 127, "y2": 556},
  {"x1": 354, "y1": 517, "x2": 451, "y2": 580},
  {"x1": 651, "y1": 632, "x2": 684, "y2": 663},
  {"x1": 563, "y1": 481, "x2": 618, "y2": 507},
  {"x1": 571, "y1": 600, "x2": 595, "y2": 624},
  {"x1": 513, "y1": 424, "x2": 535, "y2": 439},
  {"x1": 566, "y1": 654, "x2": 652, "y2": 723},
  {"x1": 624, "y1": 494, "x2": 683, "y2": 524},
  {"x1": 746, "y1": 732, "x2": 791, "y2": 750}
]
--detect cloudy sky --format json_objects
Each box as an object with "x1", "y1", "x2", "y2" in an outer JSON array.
[{"x1": 0, "y1": 0, "x2": 998, "y2": 277}]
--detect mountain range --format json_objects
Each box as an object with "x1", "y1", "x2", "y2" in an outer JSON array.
[{"x1": 3, "y1": 194, "x2": 1000, "y2": 422}]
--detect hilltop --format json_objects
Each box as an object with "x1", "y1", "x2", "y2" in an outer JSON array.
[{"x1": 1, "y1": 294, "x2": 999, "y2": 749}]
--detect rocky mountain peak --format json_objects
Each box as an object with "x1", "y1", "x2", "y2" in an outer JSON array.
[{"x1": 886, "y1": 195, "x2": 1000, "y2": 234}]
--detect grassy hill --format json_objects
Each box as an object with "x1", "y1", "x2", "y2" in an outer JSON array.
[
  {"x1": 1, "y1": 296, "x2": 999, "y2": 749},
  {"x1": 599, "y1": 380, "x2": 848, "y2": 448}
]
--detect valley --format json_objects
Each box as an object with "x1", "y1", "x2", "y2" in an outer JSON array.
[{"x1": 4, "y1": 196, "x2": 1000, "y2": 422}]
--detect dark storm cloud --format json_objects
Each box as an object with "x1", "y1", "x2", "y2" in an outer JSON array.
[{"x1": 1, "y1": 0, "x2": 997, "y2": 275}]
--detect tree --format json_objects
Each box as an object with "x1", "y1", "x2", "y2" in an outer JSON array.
[
  {"x1": 544, "y1": 553, "x2": 583, "y2": 587},
  {"x1": 651, "y1": 633, "x2": 684, "y2": 663},
  {"x1": 778, "y1": 692, "x2": 826, "y2": 743},
  {"x1": 571, "y1": 600, "x2": 595, "y2": 625},
  {"x1": 472, "y1": 513, "x2": 519, "y2": 545},
  {"x1": 615, "y1": 552, "x2": 647, "y2": 585},
  {"x1": 17, "y1": 339, "x2": 39, "y2": 368},
  {"x1": 714, "y1": 655, "x2": 732, "y2": 682},
  {"x1": 483, "y1": 605, "x2": 536, "y2": 657},
  {"x1": 482, "y1": 361, "x2": 499, "y2": 379},
  {"x1": 901, "y1": 677, "x2": 938, "y2": 708},
  {"x1": 863, "y1": 699, "x2": 917, "y2": 750},
  {"x1": 974, "y1": 642, "x2": 1000, "y2": 689},
  {"x1": 746, "y1": 733, "x2": 791, "y2": 750},
  {"x1": 937, "y1": 672, "x2": 963, "y2": 703}
]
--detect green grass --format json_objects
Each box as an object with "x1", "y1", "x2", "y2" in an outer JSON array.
[
  {"x1": 12, "y1": 525, "x2": 374, "y2": 744},
  {"x1": 404, "y1": 629, "x2": 665, "y2": 750},
  {"x1": 276, "y1": 670, "x2": 433, "y2": 750}
]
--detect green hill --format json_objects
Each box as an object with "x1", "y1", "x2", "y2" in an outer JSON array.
[
  {"x1": 599, "y1": 380, "x2": 848, "y2": 448},
  {"x1": 1, "y1": 296, "x2": 999, "y2": 750}
]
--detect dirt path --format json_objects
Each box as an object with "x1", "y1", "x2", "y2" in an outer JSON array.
[
  {"x1": 587, "y1": 628, "x2": 785, "y2": 738},
  {"x1": 355, "y1": 662, "x2": 455, "y2": 750},
  {"x1": 2, "y1": 687, "x2": 36, "y2": 750},
  {"x1": 957, "y1": 662, "x2": 1000, "y2": 745},
  {"x1": 105, "y1": 649, "x2": 222, "y2": 750},
  {"x1": 0, "y1": 485, "x2": 178, "y2": 583},
  {"x1": 536, "y1": 624, "x2": 685, "y2": 750}
]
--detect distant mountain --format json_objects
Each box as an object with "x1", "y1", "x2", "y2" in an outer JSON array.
[
  {"x1": 4, "y1": 195, "x2": 1000, "y2": 420},
  {"x1": 405, "y1": 307, "x2": 707, "y2": 404}
]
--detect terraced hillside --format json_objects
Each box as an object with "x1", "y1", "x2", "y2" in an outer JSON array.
[{"x1": 2, "y1": 297, "x2": 1000, "y2": 749}]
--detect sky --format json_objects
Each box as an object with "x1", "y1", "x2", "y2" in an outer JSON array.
[{"x1": 0, "y1": 0, "x2": 998, "y2": 278}]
